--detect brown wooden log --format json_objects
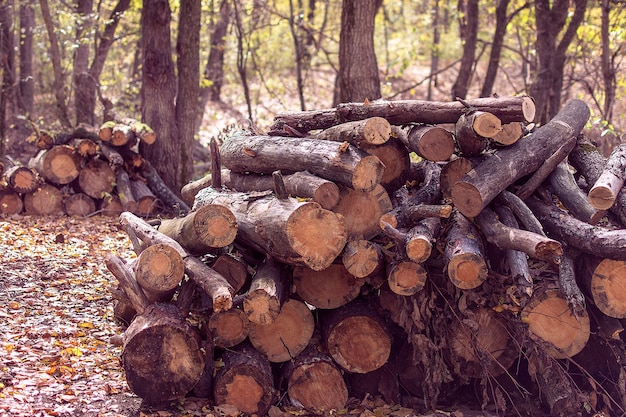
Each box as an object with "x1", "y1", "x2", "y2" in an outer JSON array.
[
  {"x1": 0, "y1": 187, "x2": 23, "y2": 214},
  {"x1": 219, "y1": 132, "x2": 385, "y2": 192},
  {"x1": 455, "y1": 111, "x2": 502, "y2": 156},
  {"x1": 69, "y1": 138, "x2": 98, "y2": 157},
  {"x1": 111, "y1": 123, "x2": 137, "y2": 147},
  {"x1": 243, "y1": 258, "x2": 288, "y2": 325},
  {"x1": 521, "y1": 287, "x2": 590, "y2": 359},
  {"x1": 526, "y1": 195, "x2": 626, "y2": 260},
  {"x1": 207, "y1": 307, "x2": 250, "y2": 348},
  {"x1": 213, "y1": 342, "x2": 275, "y2": 416},
  {"x1": 23, "y1": 183, "x2": 64, "y2": 215},
  {"x1": 99, "y1": 194, "x2": 123, "y2": 217},
  {"x1": 341, "y1": 239, "x2": 383, "y2": 278},
  {"x1": 28, "y1": 145, "x2": 83, "y2": 185},
  {"x1": 321, "y1": 300, "x2": 392, "y2": 373},
  {"x1": 380, "y1": 203, "x2": 452, "y2": 230},
  {"x1": 451, "y1": 99, "x2": 590, "y2": 217},
  {"x1": 364, "y1": 135, "x2": 412, "y2": 191},
  {"x1": 269, "y1": 96, "x2": 535, "y2": 133},
  {"x1": 130, "y1": 180, "x2": 159, "y2": 216},
  {"x1": 387, "y1": 260, "x2": 427, "y2": 296},
  {"x1": 447, "y1": 308, "x2": 518, "y2": 378},
  {"x1": 439, "y1": 156, "x2": 477, "y2": 198},
  {"x1": 98, "y1": 142, "x2": 125, "y2": 167},
  {"x1": 293, "y1": 263, "x2": 364, "y2": 309},
  {"x1": 474, "y1": 206, "x2": 562, "y2": 263},
  {"x1": 156, "y1": 204, "x2": 238, "y2": 254},
  {"x1": 141, "y1": 160, "x2": 191, "y2": 215},
  {"x1": 313, "y1": 117, "x2": 392, "y2": 147},
  {"x1": 114, "y1": 168, "x2": 138, "y2": 213},
  {"x1": 548, "y1": 162, "x2": 604, "y2": 225},
  {"x1": 98, "y1": 120, "x2": 115, "y2": 142},
  {"x1": 248, "y1": 298, "x2": 315, "y2": 362},
  {"x1": 119, "y1": 212, "x2": 234, "y2": 312},
  {"x1": 569, "y1": 136, "x2": 626, "y2": 226},
  {"x1": 404, "y1": 124, "x2": 455, "y2": 162},
  {"x1": 78, "y1": 158, "x2": 116, "y2": 199},
  {"x1": 444, "y1": 210, "x2": 488, "y2": 289},
  {"x1": 284, "y1": 343, "x2": 349, "y2": 410},
  {"x1": 333, "y1": 184, "x2": 392, "y2": 240},
  {"x1": 134, "y1": 243, "x2": 185, "y2": 302},
  {"x1": 210, "y1": 253, "x2": 249, "y2": 293},
  {"x1": 491, "y1": 121, "x2": 523, "y2": 146},
  {"x1": 122, "y1": 303, "x2": 205, "y2": 403},
  {"x1": 104, "y1": 254, "x2": 150, "y2": 314},
  {"x1": 63, "y1": 192, "x2": 96, "y2": 217},
  {"x1": 4, "y1": 164, "x2": 40, "y2": 193},
  {"x1": 192, "y1": 188, "x2": 347, "y2": 271},
  {"x1": 582, "y1": 257, "x2": 626, "y2": 319},
  {"x1": 405, "y1": 217, "x2": 441, "y2": 263},
  {"x1": 117, "y1": 117, "x2": 157, "y2": 145},
  {"x1": 588, "y1": 143, "x2": 626, "y2": 210}
]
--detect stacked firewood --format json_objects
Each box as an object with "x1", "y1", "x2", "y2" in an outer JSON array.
[
  {"x1": 107, "y1": 96, "x2": 626, "y2": 417},
  {"x1": 0, "y1": 118, "x2": 188, "y2": 217}
]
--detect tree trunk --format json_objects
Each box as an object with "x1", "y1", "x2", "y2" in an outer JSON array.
[
  {"x1": 451, "y1": 99, "x2": 589, "y2": 218},
  {"x1": 336, "y1": 0, "x2": 382, "y2": 104},
  {"x1": 29, "y1": 145, "x2": 83, "y2": 185},
  {"x1": 18, "y1": 1, "x2": 35, "y2": 115},
  {"x1": 202, "y1": 0, "x2": 230, "y2": 103},
  {"x1": 451, "y1": 0, "x2": 479, "y2": 100},
  {"x1": 73, "y1": 0, "x2": 94, "y2": 126}
]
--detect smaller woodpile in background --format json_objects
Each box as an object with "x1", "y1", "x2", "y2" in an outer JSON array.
[{"x1": 100, "y1": 97, "x2": 625, "y2": 416}]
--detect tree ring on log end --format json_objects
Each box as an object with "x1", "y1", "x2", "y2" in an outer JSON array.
[
  {"x1": 447, "y1": 253, "x2": 488, "y2": 290},
  {"x1": 351, "y1": 155, "x2": 385, "y2": 192},
  {"x1": 194, "y1": 204, "x2": 238, "y2": 248},
  {"x1": 135, "y1": 243, "x2": 184, "y2": 293},
  {"x1": 287, "y1": 204, "x2": 347, "y2": 271},
  {"x1": 450, "y1": 181, "x2": 483, "y2": 218},
  {"x1": 522, "y1": 289, "x2": 590, "y2": 359},
  {"x1": 591, "y1": 259, "x2": 626, "y2": 318},
  {"x1": 288, "y1": 360, "x2": 348, "y2": 410}
]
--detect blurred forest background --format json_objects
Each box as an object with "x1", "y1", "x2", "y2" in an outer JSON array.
[{"x1": 0, "y1": 0, "x2": 625, "y2": 193}]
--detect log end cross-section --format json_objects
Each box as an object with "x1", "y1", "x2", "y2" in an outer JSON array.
[{"x1": 590, "y1": 259, "x2": 626, "y2": 319}]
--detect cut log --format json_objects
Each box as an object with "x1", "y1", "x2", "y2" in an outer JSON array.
[
  {"x1": 248, "y1": 298, "x2": 315, "y2": 362},
  {"x1": 63, "y1": 192, "x2": 96, "y2": 217},
  {"x1": 98, "y1": 120, "x2": 115, "y2": 142},
  {"x1": 104, "y1": 255, "x2": 150, "y2": 314},
  {"x1": 448, "y1": 308, "x2": 518, "y2": 378},
  {"x1": 341, "y1": 239, "x2": 383, "y2": 278},
  {"x1": 192, "y1": 188, "x2": 347, "y2": 271},
  {"x1": 474, "y1": 206, "x2": 562, "y2": 263},
  {"x1": 491, "y1": 121, "x2": 523, "y2": 146},
  {"x1": 141, "y1": 160, "x2": 191, "y2": 215},
  {"x1": 213, "y1": 342, "x2": 275, "y2": 416},
  {"x1": 321, "y1": 300, "x2": 392, "y2": 373},
  {"x1": 380, "y1": 203, "x2": 452, "y2": 230},
  {"x1": 243, "y1": 258, "x2": 288, "y2": 325},
  {"x1": 23, "y1": 183, "x2": 64, "y2": 215},
  {"x1": 99, "y1": 194, "x2": 123, "y2": 216},
  {"x1": 0, "y1": 187, "x2": 23, "y2": 214},
  {"x1": 582, "y1": 257, "x2": 626, "y2": 319},
  {"x1": 455, "y1": 111, "x2": 502, "y2": 156},
  {"x1": 115, "y1": 168, "x2": 138, "y2": 214},
  {"x1": 119, "y1": 212, "x2": 234, "y2": 312},
  {"x1": 405, "y1": 217, "x2": 441, "y2": 263},
  {"x1": 4, "y1": 164, "x2": 40, "y2": 193},
  {"x1": 387, "y1": 260, "x2": 428, "y2": 296},
  {"x1": 78, "y1": 158, "x2": 116, "y2": 199},
  {"x1": 526, "y1": 195, "x2": 626, "y2": 260},
  {"x1": 364, "y1": 135, "x2": 412, "y2": 191},
  {"x1": 134, "y1": 243, "x2": 185, "y2": 302},
  {"x1": 439, "y1": 156, "x2": 478, "y2": 198},
  {"x1": 444, "y1": 210, "x2": 488, "y2": 289},
  {"x1": 293, "y1": 263, "x2": 364, "y2": 309},
  {"x1": 117, "y1": 117, "x2": 157, "y2": 145},
  {"x1": 156, "y1": 204, "x2": 238, "y2": 254},
  {"x1": 404, "y1": 124, "x2": 455, "y2": 162},
  {"x1": 70, "y1": 138, "x2": 98, "y2": 157},
  {"x1": 312, "y1": 117, "x2": 391, "y2": 147},
  {"x1": 521, "y1": 287, "x2": 590, "y2": 359},
  {"x1": 130, "y1": 180, "x2": 159, "y2": 217},
  {"x1": 28, "y1": 145, "x2": 82, "y2": 185},
  {"x1": 122, "y1": 303, "x2": 205, "y2": 403},
  {"x1": 548, "y1": 162, "x2": 604, "y2": 225},
  {"x1": 588, "y1": 143, "x2": 626, "y2": 210},
  {"x1": 210, "y1": 253, "x2": 249, "y2": 293},
  {"x1": 219, "y1": 132, "x2": 385, "y2": 192},
  {"x1": 269, "y1": 96, "x2": 535, "y2": 133},
  {"x1": 450, "y1": 99, "x2": 590, "y2": 217},
  {"x1": 111, "y1": 123, "x2": 136, "y2": 147},
  {"x1": 333, "y1": 184, "x2": 392, "y2": 240},
  {"x1": 99, "y1": 142, "x2": 125, "y2": 168},
  {"x1": 557, "y1": 246, "x2": 586, "y2": 316},
  {"x1": 284, "y1": 343, "x2": 349, "y2": 411},
  {"x1": 207, "y1": 307, "x2": 250, "y2": 348}
]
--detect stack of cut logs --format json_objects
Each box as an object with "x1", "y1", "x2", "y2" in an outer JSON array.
[
  {"x1": 106, "y1": 96, "x2": 626, "y2": 417},
  {"x1": 0, "y1": 118, "x2": 188, "y2": 217}
]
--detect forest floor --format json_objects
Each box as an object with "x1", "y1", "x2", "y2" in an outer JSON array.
[{"x1": 0, "y1": 214, "x2": 474, "y2": 417}]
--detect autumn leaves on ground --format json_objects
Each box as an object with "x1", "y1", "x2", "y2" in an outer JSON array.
[{"x1": 0, "y1": 215, "x2": 141, "y2": 417}]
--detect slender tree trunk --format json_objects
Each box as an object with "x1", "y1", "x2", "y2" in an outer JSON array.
[
  {"x1": 176, "y1": 0, "x2": 200, "y2": 187},
  {"x1": 480, "y1": 0, "x2": 509, "y2": 97},
  {"x1": 202, "y1": 0, "x2": 230, "y2": 104},
  {"x1": 600, "y1": 0, "x2": 615, "y2": 122},
  {"x1": 140, "y1": 0, "x2": 180, "y2": 191},
  {"x1": 289, "y1": 0, "x2": 306, "y2": 110},
  {"x1": 0, "y1": 0, "x2": 14, "y2": 156},
  {"x1": 232, "y1": 0, "x2": 253, "y2": 122},
  {"x1": 39, "y1": 0, "x2": 72, "y2": 128},
  {"x1": 451, "y1": 0, "x2": 478, "y2": 100},
  {"x1": 428, "y1": 0, "x2": 440, "y2": 101},
  {"x1": 336, "y1": 0, "x2": 382, "y2": 104},
  {"x1": 18, "y1": 1, "x2": 34, "y2": 115},
  {"x1": 73, "y1": 0, "x2": 94, "y2": 126}
]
